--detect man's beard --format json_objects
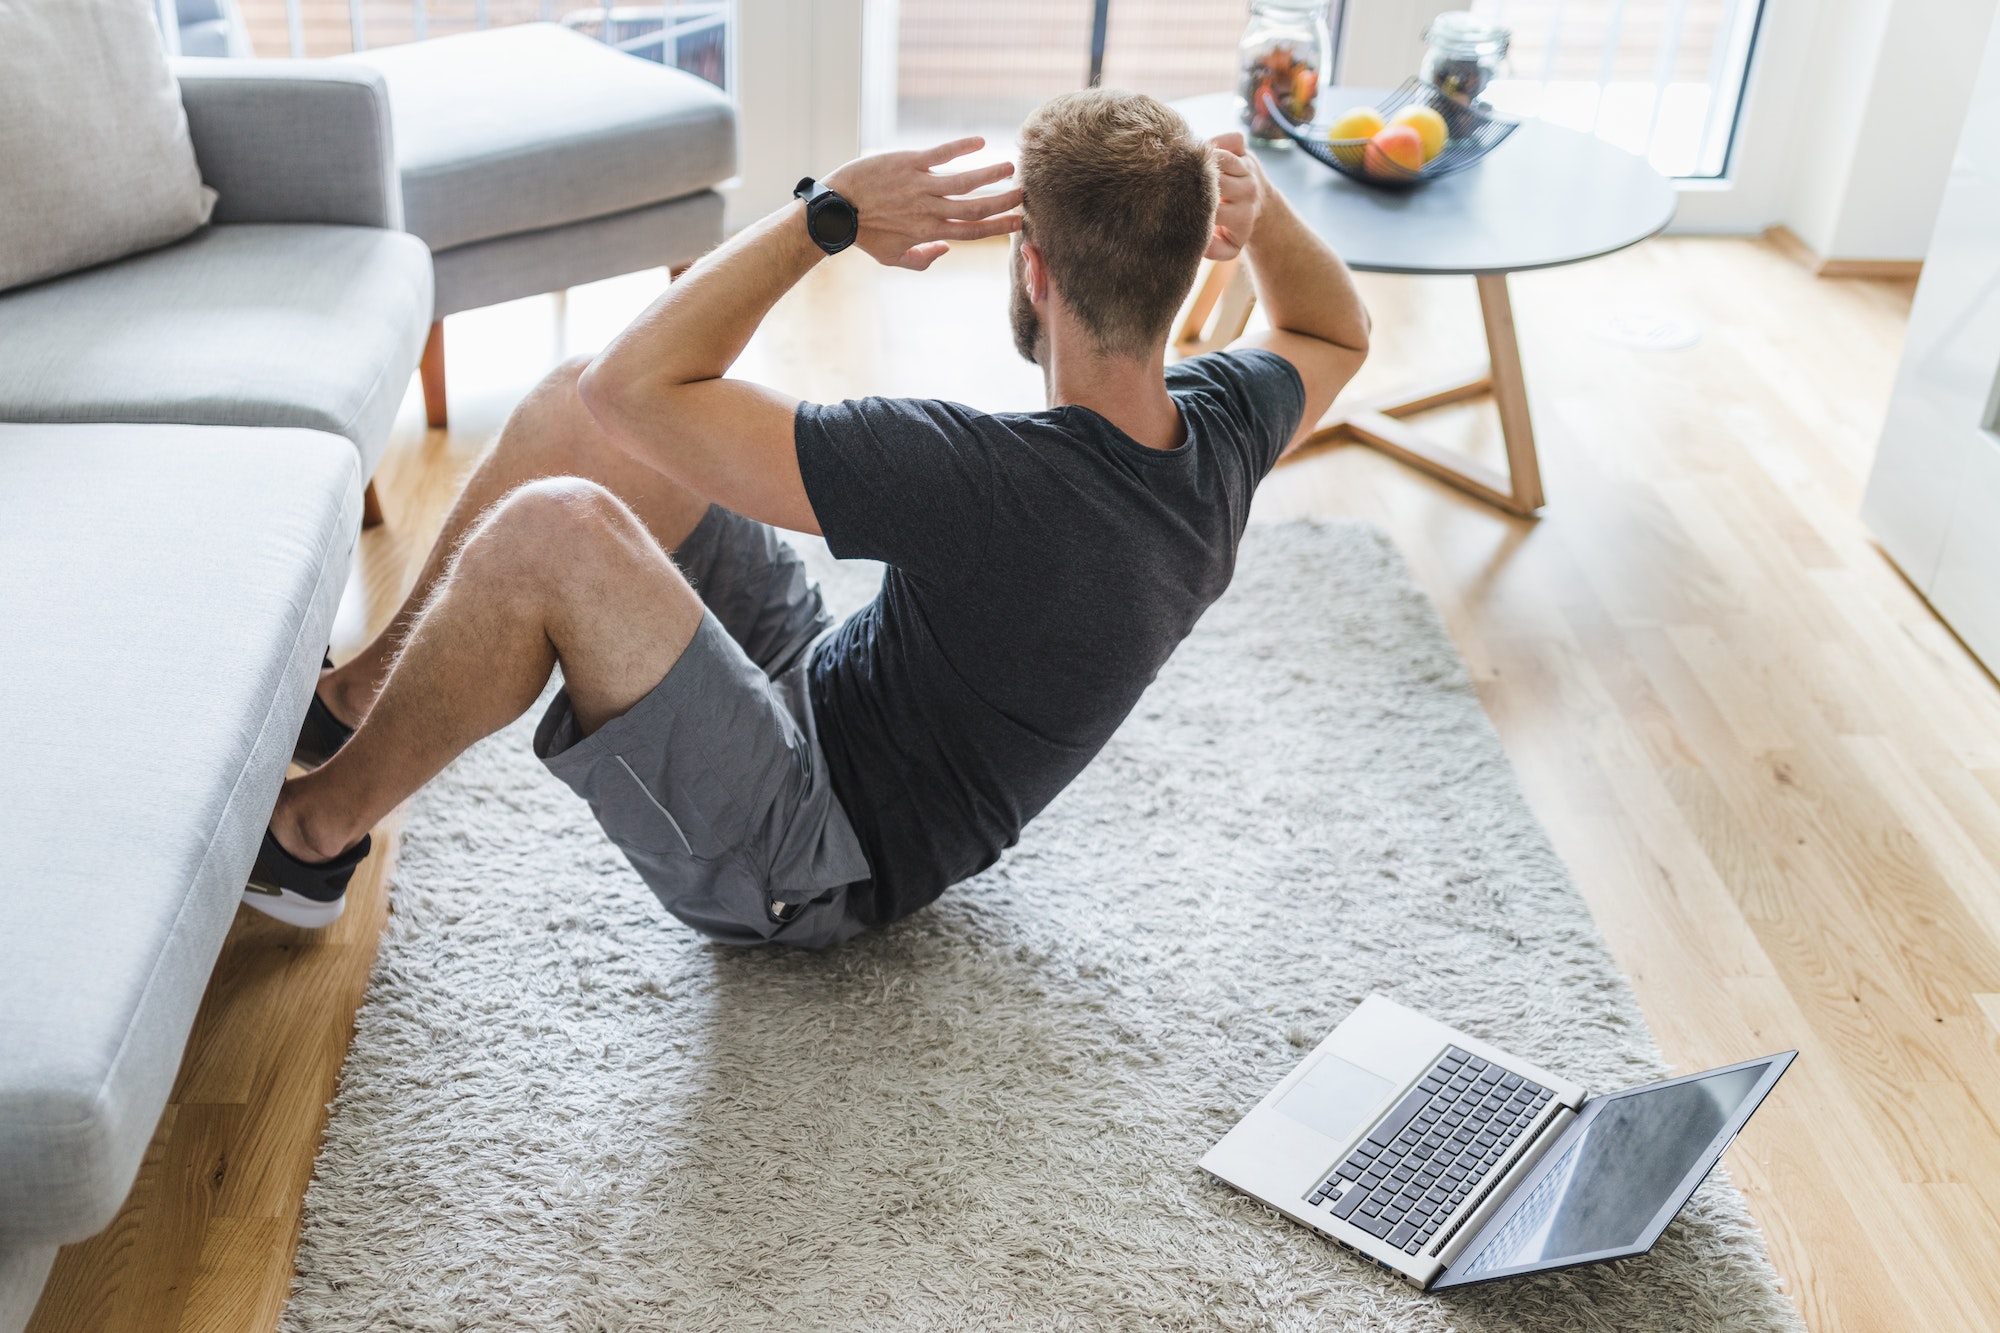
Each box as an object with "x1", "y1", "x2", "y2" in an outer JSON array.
[{"x1": 1010, "y1": 243, "x2": 1044, "y2": 365}]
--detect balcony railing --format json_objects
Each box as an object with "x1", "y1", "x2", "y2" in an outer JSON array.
[{"x1": 161, "y1": 0, "x2": 729, "y2": 90}]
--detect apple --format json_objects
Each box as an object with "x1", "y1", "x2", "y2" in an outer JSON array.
[
  {"x1": 1364, "y1": 124, "x2": 1426, "y2": 176},
  {"x1": 1326, "y1": 106, "x2": 1385, "y2": 143},
  {"x1": 1389, "y1": 105, "x2": 1448, "y2": 162}
]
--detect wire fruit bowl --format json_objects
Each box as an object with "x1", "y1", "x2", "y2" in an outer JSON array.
[{"x1": 1264, "y1": 78, "x2": 1518, "y2": 189}]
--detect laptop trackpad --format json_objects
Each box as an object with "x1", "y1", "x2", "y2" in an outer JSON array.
[{"x1": 1276, "y1": 1054, "x2": 1396, "y2": 1143}]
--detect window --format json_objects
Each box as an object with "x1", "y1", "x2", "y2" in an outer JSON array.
[
  {"x1": 893, "y1": 0, "x2": 1094, "y2": 135},
  {"x1": 887, "y1": 0, "x2": 1250, "y2": 143},
  {"x1": 1467, "y1": 0, "x2": 1766, "y2": 178},
  {"x1": 229, "y1": 0, "x2": 731, "y2": 91},
  {"x1": 880, "y1": 0, "x2": 1763, "y2": 178}
]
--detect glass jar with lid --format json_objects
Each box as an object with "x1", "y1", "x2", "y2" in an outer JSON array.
[
  {"x1": 1238, "y1": 0, "x2": 1331, "y2": 145},
  {"x1": 1419, "y1": 11, "x2": 1510, "y2": 105}
]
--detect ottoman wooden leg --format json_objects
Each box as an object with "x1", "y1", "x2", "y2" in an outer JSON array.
[
  {"x1": 420, "y1": 320, "x2": 447, "y2": 429},
  {"x1": 362, "y1": 480, "x2": 385, "y2": 529}
]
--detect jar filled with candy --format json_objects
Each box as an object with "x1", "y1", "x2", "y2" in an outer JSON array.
[
  {"x1": 1418, "y1": 11, "x2": 1510, "y2": 105},
  {"x1": 1238, "y1": 0, "x2": 1330, "y2": 145}
]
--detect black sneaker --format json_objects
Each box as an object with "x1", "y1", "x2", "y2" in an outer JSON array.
[
  {"x1": 294, "y1": 655, "x2": 355, "y2": 769},
  {"x1": 243, "y1": 827, "x2": 371, "y2": 927}
]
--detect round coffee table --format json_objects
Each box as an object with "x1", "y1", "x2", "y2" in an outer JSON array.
[{"x1": 1174, "y1": 91, "x2": 1676, "y2": 516}]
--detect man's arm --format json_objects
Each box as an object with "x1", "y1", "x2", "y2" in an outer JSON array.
[
  {"x1": 1208, "y1": 135, "x2": 1370, "y2": 458},
  {"x1": 578, "y1": 140, "x2": 1021, "y2": 534}
]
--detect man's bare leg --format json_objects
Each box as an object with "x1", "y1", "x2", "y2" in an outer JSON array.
[
  {"x1": 320, "y1": 356, "x2": 712, "y2": 728},
  {"x1": 272, "y1": 477, "x2": 704, "y2": 862}
]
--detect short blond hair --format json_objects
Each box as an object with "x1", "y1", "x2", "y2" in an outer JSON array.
[{"x1": 1017, "y1": 89, "x2": 1218, "y2": 359}]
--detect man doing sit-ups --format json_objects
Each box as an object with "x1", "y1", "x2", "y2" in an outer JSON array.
[{"x1": 247, "y1": 90, "x2": 1370, "y2": 946}]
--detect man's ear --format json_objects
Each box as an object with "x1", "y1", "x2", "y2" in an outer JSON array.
[{"x1": 1020, "y1": 240, "x2": 1049, "y2": 304}]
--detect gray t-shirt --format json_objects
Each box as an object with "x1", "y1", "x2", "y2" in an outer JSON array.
[{"x1": 795, "y1": 348, "x2": 1306, "y2": 926}]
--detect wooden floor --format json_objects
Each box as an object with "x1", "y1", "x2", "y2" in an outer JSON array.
[{"x1": 29, "y1": 234, "x2": 2000, "y2": 1333}]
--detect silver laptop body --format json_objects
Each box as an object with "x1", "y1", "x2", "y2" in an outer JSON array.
[{"x1": 1200, "y1": 995, "x2": 1794, "y2": 1290}]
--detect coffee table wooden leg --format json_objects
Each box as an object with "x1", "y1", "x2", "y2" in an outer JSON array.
[
  {"x1": 1173, "y1": 259, "x2": 1257, "y2": 358},
  {"x1": 1334, "y1": 409, "x2": 1523, "y2": 511},
  {"x1": 1289, "y1": 278, "x2": 1543, "y2": 518},
  {"x1": 1476, "y1": 271, "x2": 1544, "y2": 514},
  {"x1": 1177, "y1": 262, "x2": 1544, "y2": 517},
  {"x1": 1296, "y1": 366, "x2": 1529, "y2": 513},
  {"x1": 1175, "y1": 258, "x2": 1233, "y2": 352},
  {"x1": 1305, "y1": 369, "x2": 1494, "y2": 438}
]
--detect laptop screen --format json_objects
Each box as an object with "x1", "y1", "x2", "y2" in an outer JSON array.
[{"x1": 1437, "y1": 1055, "x2": 1791, "y2": 1286}]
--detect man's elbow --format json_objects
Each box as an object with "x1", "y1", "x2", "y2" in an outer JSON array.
[
  {"x1": 576, "y1": 355, "x2": 666, "y2": 461},
  {"x1": 1331, "y1": 303, "x2": 1371, "y2": 360},
  {"x1": 575, "y1": 356, "x2": 630, "y2": 438}
]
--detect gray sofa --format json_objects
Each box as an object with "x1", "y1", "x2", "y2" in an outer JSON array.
[
  {"x1": 0, "y1": 62, "x2": 430, "y2": 1332},
  {"x1": 0, "y1": 61, "x2": 430, "y2": 470}
]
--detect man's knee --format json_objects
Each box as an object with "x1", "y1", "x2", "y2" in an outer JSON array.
[
  {"x1": 544, "y1": 354, "x2": 596, "y2": 400},
  {"x1": 460, "y1": 476, "x2": 701, "y2": 670},
  {"x1": 512, "y1": 356, "x2": 617, "y2": 461},
  {"x1": 463, "y1": 477, "x2": 641, "y2": 587},
  {"x1": 494, "y1": 475, "x2": 633, "y2": 539}
]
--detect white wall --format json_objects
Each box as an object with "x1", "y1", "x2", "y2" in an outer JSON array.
[
  {"x1": 1780, "y1": 0, "x2": 1998, "y2": 259},
  {"x1": 1780, "y1": 0, "x2": 1899, "y2": 253},
  {"x1": 860, "y1": 0, "x2": 899, "y2": 150},
  {"x1": 728, "y1": 0, "x2": 864, "y2": 228},
  {"x1": 1336, "y1": 0, "x2": 1433, "y2": 86}
]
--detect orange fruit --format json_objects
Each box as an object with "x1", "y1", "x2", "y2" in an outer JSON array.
[
  {"x1": 1326, "y1": 106, "x2": 1386, "y2": 142},
  {"x1": 1389, "y1": 105, "x2": 1449, "y2": 162},
  {"x1": 1364, "y1": 124, "x2": 1426, "y2": 176}
]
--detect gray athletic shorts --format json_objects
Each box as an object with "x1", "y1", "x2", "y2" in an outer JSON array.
[{"x1": 533, "y1": 505, "x2": 872, "y2": 949}]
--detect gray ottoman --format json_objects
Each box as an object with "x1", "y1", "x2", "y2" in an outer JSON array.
[{"x1": 346, "y1": 23, "x2": 736, "y2": 426}]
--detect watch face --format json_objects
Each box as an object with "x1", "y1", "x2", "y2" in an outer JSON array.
[{"x1": 810, "y1": 198, "x2": 858, "y2": 246}]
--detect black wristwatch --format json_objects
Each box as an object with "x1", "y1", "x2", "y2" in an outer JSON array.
[{"x1": 794, "y1": 176, "x2": 859, "y2": 255}]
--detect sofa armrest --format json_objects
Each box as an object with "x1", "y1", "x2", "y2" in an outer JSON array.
[{"x1": 172, "y1": 58, "x2": 402, "y2": 229}]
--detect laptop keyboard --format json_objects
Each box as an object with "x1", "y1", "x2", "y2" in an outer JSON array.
[{"x1": 1308, "y1": 1046, "x2": 1553, "y2": 1257}]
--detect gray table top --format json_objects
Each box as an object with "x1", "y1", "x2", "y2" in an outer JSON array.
[{"x1": 1176, "y1": 91, "x2": 1677, "y2": 276}]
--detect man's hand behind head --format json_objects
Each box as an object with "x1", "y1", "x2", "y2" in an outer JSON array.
[
  {"x1": 823, "y1": 139, "x2": 1024, "y2": 271},
  {"x1": 1205, "y1": 132, "x2": 1264, "y2": 263}
]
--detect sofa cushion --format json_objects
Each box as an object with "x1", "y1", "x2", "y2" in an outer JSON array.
[
  {"x1": 344, "y1": 23, "x2": 736, "y2": 253},
  {"x1": 0, "y1": 0, "x2": 216, "y2": 293},
  {"x1": 0, "y1": 1244, "x2": 56, "y2": 1333},
  {"x1": 0, "y1": 223, "x2": 431, "y2": 475},
  {"x1": 0, "y1": 424, "x2": 360, "y2": 1248}
]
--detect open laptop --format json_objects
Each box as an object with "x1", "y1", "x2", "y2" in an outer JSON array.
[{"x1": 1201, "y1": 995, "x2": 1794, "y2": 1290}]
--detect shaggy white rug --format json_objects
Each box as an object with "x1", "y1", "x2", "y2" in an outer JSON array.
[{"x1": 285, "y1": 521, "x2": 1803, "y2": 1332}]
